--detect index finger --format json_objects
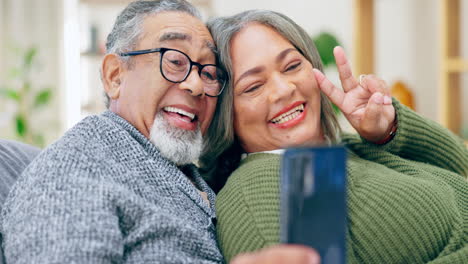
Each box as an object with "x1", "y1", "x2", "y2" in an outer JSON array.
[
  {"x1": 313, "y1": 68, "x2": 345, "y2": 109},
  {"x1": 334, "y1": 46, "x2": 359, "y2": 92}
]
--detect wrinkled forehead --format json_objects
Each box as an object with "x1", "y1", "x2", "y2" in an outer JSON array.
[
  {"x1": 138, "y1": 12, "x2": 217, "y2": 60},
  {"x1": 157, "y1": 31, "x2": 217, "y2": 54}
]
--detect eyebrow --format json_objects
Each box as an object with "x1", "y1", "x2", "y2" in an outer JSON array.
[
  {"x1": 234, "y1": 48, "x2": 298, "y2": 86},
  {"x1": 205, "y1": 41, "x2": 218, "y2": 55},
  {"x1": 276, "y1": 48, "x2": 297, "y2": 64},
  {"x1": 159, "y1": 32, "x2": 191, "y2": 42},
  {"x1": 159, "y1": 32, "x2": 217, "y2": 56},
  {"x1": 234, "y1": 66, "x2": 265, "y2": 87}
]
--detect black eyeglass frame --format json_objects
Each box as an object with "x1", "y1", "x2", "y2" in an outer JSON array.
[{"x1": 119, "y1": 47, "x2": 227, "y2": 97}]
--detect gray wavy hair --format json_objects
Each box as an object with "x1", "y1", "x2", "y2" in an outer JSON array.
[
  {"x1": 200, "y1": 10, "x2": 342, "y2": 191},
  {"x1": 103, "y1": 0, "x2": 201, "y2": 108}
]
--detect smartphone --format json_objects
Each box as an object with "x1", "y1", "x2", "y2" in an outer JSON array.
[{"x1": 280, "y1": 146, "x2": 347, "y2": 264}]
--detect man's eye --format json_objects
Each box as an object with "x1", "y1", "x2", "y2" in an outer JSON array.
[
  {"x1": 170, "y1": 60, "x2": 184, "y2": 66},
  {"x1": 202, "y1": 71, "x2": 216, "y2": 81},
  {"x1": 286, "y1": 62, "x2": 301, "y2": 72}
]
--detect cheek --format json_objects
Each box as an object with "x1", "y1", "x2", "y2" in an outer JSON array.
[
  {"x1": 201, "y1": 98, "x2": 217, "y2": 133},
  {"x1": 233, "y1": 100, "x2": 247, "y2": 138},
  {"x1": 233, "y1": 98, "x2": 272, "y2": 153},
  {"x1": 233, "y1": 97, "x2": 265, "y2": 134},
  {"x1": 125, "y1": 71, "x2": 159, "y2": 101},
  {"x1": 299, "y1": 71, "x2": 320, "y2": 99},
  {"x1": 153, "y1": 78, "x2": 178, "y2": 104}
]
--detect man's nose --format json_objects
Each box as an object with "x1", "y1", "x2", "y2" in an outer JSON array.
[
  {"x1": 268, "y1": 74, "x2": 295, "y2": 103},
  {"x1": 178, "y1": 66, "x2": 205, "y2": 97}
]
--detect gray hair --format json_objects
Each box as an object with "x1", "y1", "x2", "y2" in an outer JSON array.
[
  {"x1": 200, "y1": 10, "x2": 341, "y2": 191},
  {"x1": 103, "y1": 0, "x2": 201, "y2": 108}
]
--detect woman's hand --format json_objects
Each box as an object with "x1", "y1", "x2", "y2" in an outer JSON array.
[{"x1": 313, "y1": 46, "x2": 396, "y2": 143}]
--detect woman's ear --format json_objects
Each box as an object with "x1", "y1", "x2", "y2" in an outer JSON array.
[{"x1": 102, "y1": 53, "x2": 123, "y2": 100}]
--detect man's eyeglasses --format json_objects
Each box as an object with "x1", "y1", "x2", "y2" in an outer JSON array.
[{"x1": 120, "y1": 48, "x2": 227, "y2": 97}]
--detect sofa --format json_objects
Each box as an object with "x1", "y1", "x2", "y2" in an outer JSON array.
[{"x1": 0, "y1": 139, "x2": 41, "y2": 264}]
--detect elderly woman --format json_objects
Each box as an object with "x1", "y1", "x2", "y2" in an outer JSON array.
[{"x1": 200, "y1": 10, "x2": 468, "y2": 264}]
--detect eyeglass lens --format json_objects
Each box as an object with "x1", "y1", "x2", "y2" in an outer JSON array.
[{"x1": 161, "y1": 50, "x2": 224, "y2": 96}]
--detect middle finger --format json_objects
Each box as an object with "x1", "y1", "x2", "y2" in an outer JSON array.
[{"x1": 334, "y1": 46, "x2": 359, "y2": 92}]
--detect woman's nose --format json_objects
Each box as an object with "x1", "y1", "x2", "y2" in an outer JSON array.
[{"x1": 268, "y1": 75, "x2": 295, "y2": 103}]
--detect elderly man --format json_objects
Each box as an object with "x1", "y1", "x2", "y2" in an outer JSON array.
[{"x1": 1, "y1": 1, "x2": 318, "y2": 263}]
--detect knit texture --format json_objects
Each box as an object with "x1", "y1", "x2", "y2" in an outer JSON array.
[
  {"x1": 216, "y1": 101, "x2": 468, "y2": 263},
  {"x1": 1, "y1": 111, "x2": 224, "y2": 264},
  {"x1": 0, "y1": 139, "x2": 40, "y2": 210}
]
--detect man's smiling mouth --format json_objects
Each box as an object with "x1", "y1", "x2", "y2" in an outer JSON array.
[{"x1": 163, "y1": 106, "x2": 198, "y2": 122}]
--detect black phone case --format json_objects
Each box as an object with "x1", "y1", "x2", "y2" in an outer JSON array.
[{"x1": 280, "y1": 146, "x2": 347, "y2": 264}]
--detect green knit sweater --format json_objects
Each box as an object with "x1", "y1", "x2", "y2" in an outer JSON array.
[{"x1": 216, "y1": 102, "x2": 468, "y2": 263}]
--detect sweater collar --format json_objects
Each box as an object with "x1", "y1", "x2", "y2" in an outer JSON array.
[
  {"x1": 101, "y1": 110, "x2": 216, "y2": 217},
  {"x1": 101, "y1": 110, "x2": 161, "y2": 157},
  {"x1": 241, "y1": 149, "x2": 285, "y2": 160}
]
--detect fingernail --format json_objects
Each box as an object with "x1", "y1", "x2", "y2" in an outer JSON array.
[
  {"x1": 374, "y1": 93, "x2": 384, "y2": 104},
  {"x1": 384, "y1": 95, "x2": 392, "y2": 104},
  {"x1": 359, "y1": 74, "x2": 366, "y2": 85},
  {"x1": 312, "y1": 69, "x2": 324, "y2": 79}
]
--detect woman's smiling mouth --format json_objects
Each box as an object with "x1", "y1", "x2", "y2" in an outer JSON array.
[{"x1": 269, "y1": 102, "x2": 307, "y2": 128}]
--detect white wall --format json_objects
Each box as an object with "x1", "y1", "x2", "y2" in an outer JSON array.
[
  {"x1": 0, "y1": 0, "x2": 3, "y2": 78},
  {"x1": 213, "y1": 0, "x2": 353, "y2": 53},
  {"x1": 0, "y1": 0, "x2": 11, "y2": 137},
  {"x1": 375, "y1": 0, "x2": 439, "y2": 120}
]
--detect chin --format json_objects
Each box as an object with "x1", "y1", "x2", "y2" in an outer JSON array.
[{"x1": 287, "y1": 132, "x2": 322, "y2": 148}]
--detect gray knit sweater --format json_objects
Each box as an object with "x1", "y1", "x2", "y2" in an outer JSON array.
[{"x1": 1, "y1": 111, "x2": 224, "y2": 263}]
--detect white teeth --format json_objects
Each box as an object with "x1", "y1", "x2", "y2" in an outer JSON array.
[
  {"x1": 163, "y1": 107, "x2": 196, "y2": 121},
  {"x1": 271, "y1": 104, "x2": 304, "y2": 124}
]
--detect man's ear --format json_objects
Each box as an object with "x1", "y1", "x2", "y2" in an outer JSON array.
[{"x1": 102, "y1": 53, "x2": 124, "y2": 100}]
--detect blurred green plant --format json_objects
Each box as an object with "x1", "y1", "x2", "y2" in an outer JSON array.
[
  {"x1": 0, "y1": 46, "x2": 52, "y2": 147},
  {"x1": 313, "y1": 32, "x2": 341, "y2": 68},
  {"x1": 312, "y1": 32, "x2": 341, "y2": 114}
]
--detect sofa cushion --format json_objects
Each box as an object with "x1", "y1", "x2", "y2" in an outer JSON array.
[{"x1": 0, "y1": 139, "x2": 41, "y2": 207}]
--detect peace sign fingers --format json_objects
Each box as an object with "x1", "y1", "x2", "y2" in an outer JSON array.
[{"x1": 334, "y1": 46, "x2": 359, "y2": 92}]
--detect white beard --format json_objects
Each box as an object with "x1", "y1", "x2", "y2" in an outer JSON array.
[{"x1": 149, "y1": 112, "x2": 203, "y2": 166}]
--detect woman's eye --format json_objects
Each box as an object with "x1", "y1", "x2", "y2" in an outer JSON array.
[
  {"x1": 245, "y1": 84, "x2": 261, "y2": 93},
  {"x1": 285, "y1": 62, "x2": 301, "y2": 72}
]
